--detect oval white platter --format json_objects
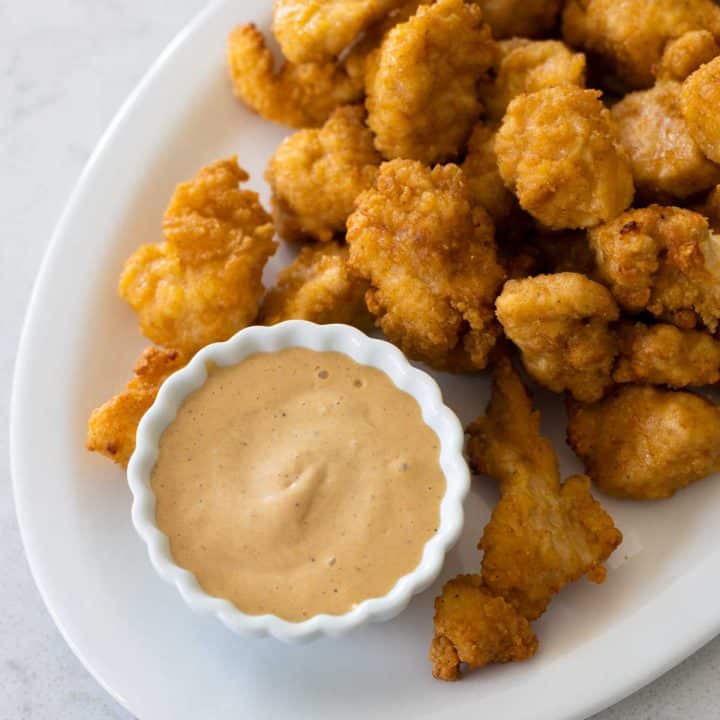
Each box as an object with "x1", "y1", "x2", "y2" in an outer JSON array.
[{"x1": 11, "y1": 1, "x2": 720, "y2": 718}]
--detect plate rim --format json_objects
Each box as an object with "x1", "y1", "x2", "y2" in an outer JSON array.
[{"x1": 10, "y1": 0, "x2": 720, "y2": 717}]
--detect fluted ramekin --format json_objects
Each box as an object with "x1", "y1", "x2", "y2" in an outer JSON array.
[{"x1": 128, "y1": 320, "x2": 469, "y2": 642}]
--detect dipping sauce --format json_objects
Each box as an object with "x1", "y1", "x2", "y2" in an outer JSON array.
[{"x1": 152, "y1": 348, "x2": 445, "y2": 621}]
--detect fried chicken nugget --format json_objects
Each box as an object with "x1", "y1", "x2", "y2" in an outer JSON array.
[
  {"x1": 562, "y1": 0, "x2": 720, "y2": 90},
  {"x1": 227, "y1": 24, "x2": 363, "y2": 128},
  {"x1": 273, "y1": 0, "x2": 406, "y2": 63},
  {"x1": 682, "y1": 56, "x2": 720, "y2": 165},
  {"x1": 568, "y1": 385, "x2": 720, "y2": 500},
  {"x1": 472, "y1": 0, "x2": 562, "y2": 40},
  {"x1": 589, "y1": 206, "x2": 720, "y2": 332},
  {"x1": 86, "y1": 347, "x2": 186, "y2": 468},
  {"x1": 430, "y1": 575, "x2": 538, "y2": 681},
  {"x1": 611, "y1": 81, "x2": 720, "y2": 202},
  {"x1": 461, "y1": 124, "x2": 515, "y2": 224},
  {"x1": 365, "y1": 0, "x2": 496, "y2": 164},
  {"x1": 467, "y1": 358, "x2": 622, "y2": 620},
  {"x1": 496, "y1": 86, "x2": 634, "y2": 230},
  {"x1": 496, "y1": 273, "x2": 619, "y2": 402},
  {"x1": 119, "y1": 158, "x2": 277, "y2": 355},
  {"x1": 347, "y1": 159, "x2": 506, "y2": 371},
  {"x1": 614, "y1": 322, "x2": 720, "y2": 388},
  {"x1": 479, "y1": 39, "x2": 586, "y2": 123},
  {"x1": 260, "y1": 242, "x2": 373, "y2": 328},
  {"x1": 265, "y1": 105, "x2": 380, "y2": 243},
  {"x1": 655, "y1": 30, "x2": 720, "y2": 82}
]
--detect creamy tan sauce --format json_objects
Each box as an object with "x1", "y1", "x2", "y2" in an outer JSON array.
[{"x1": 152, "y1": 348, "x2": 445, "y2": 621}]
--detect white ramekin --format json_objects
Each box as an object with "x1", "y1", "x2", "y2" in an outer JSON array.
[{"x1": 128, "y1": 320, "x2": 469, "y2": 642}]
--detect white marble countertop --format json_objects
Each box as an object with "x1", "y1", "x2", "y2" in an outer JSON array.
[{"x1": 1, "y1": 1, "x2": 719, "y2": 718}]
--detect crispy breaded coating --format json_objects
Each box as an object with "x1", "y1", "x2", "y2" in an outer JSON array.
[
  {"x1": 682, "y1": 56, "x2": 720, "y2": 165},
  {"x1": 496, "y1": 273, "x2": 619, "y2": 402},
  {"x1": 461, "y1": 124, "x2": 515, "y2": 223},
  {"x1": 614, "y1": 322, "x2": 720, "y2": 388},
  {"x1": 347, "y1": 160, "x2": 505, "y2": 371},
  {"x1": 227, "y1": 24, "x2": 363, "y2": 128},
  {"x1": 611, "y1": 81, "x2": 720, "y2": 202},
  {"x1": 531, "y1": 230, "x2": 597, "y2": 276},
  {"x1": 562, "y1": 0, "x2": 720, "y2": 90},
  {"x1": 655, "y1": 30, "x2": 720, "y2": 82},
  {"x1": 430, "y1": 575, "x2": 538, "y2": 681},
  {"x1": 119, "y1": 158, "x2": 277, "y2": 355},
  {"x1": 467, "y1": 359, "x2": 622, "y2": 620},
  {"x1": 496, "y1": 86, "x2": 634, "y2": 230},
  {"x1": 365, "y1": 0, "x2": 496, "y2": 164},
  {"x1": 568, "y1": 385, "x2": 720, "y2": 500},
  {"x1": 273, "y1": 0, "x2": 406, "y2": 63},
  {"x1": 473, "y1": 0, "x2": 563, "y2": 40},
  {"x1": 479, "y1": 39, "x2": 586, "y2": 123},
  {"x1": 265, "y1": 106, "x2": 380, "y2": 243},
  {"x1": 589, "y1": 206, "x2": 720, "y2": 332},
  {"x1": 260, "y1": 242, "x2": 373, "y2": 328},
  {"x1": 86, "y1": 347, "x2": 186, "y2": 468}
]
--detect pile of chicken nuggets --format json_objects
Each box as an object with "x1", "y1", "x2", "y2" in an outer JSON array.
[{"x1": 87, "y1": 0, "x2": 720, "y2": 682}]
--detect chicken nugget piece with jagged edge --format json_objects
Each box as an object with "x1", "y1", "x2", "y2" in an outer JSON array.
[
  {"x1": 568, "y1": 385, "x2": 720, "y2": 500},
  {"x1": 614, "y1": 322, "x2": 720, "y2": 388},
  {"x1": 682, "y1": 56, "x2": 720, "y2": 166},
  {"x1": 479, "y1": 39, "x2": 586, "y2": 123},
  {"x1": 655, "y1": 30, "x2": 720, "y2": 82},
  {"x1": 265, "y1": 105, "x2": 380, "y2": 243},
  {"x1": 589, "y1": 205, "x2": 720, "y2": 332},
  {"x1": 272, "y1": 0, "x2": 406, "y2": 63},
  {"x1": 260, "y1": 242, "x2": 373, "y2": 328},
  {"x1": 473, "y1": 0, "x2": 562, "y2": 40},
  {"x1": 562, "y1": 0, "x2": 720, "y2": 90},
  {"x1": 365, "y1": 0, "x2": 496, "y2": 164},
  {"x1": 86, "y1": 347, "x2": 187, "y2": 468},
  {"x1": 119, "y1": 158, "x2": 277, "y2": 355},
  {"x1": 467, "y1": 358, "x2": 622, "y2": 620},
  {"x1": 496, "y1": 273, "x2": 619, "y2": 402},
  {"x1": 461, "y1": 124, "x2": 516, "y2": 224},
  {"x1": 430, "y1": 575, "x2": 538, "y2": 681},
  {"x1": 611, "y1": 81, "x2": 720, "y2": 202},
  {"x1": 227, "y1": 24, "x2": 363, "y2": 128},
  {"x1": 347, "y1": 160, "x2": 506, "y2": 371},
  {"x1": 496, "y1": 86, "x2": 634, "y2": 230}
]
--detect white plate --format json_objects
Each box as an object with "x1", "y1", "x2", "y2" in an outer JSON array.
[{"x1": 10, "y1": 1, "x2": 720, "y2": 718}]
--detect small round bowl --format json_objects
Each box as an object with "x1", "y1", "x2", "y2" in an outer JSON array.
[{"x1": 128, "y1": 320, "x2": 469, "y2": 642}]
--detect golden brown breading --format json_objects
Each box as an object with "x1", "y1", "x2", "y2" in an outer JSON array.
[
  {"x1": 467, "y1": 358, "x2": 622, "y2": 620},
  {"x1": 681, "y1": 56, "x2": 720, "y2": 165},
  {"x1": 227, "y1": 24, "x2": 363, "y2": 128},
  {"x1": 479, "y1": 39, "x2": 586, "y2": 123},
  {"x1": 347, "y1": 159, "x2": 506, "y2": 371},
  {"x1": 265, "y1": 105, "x2": 380, "y2": 243},
  {"x1": 365, "y1": 0, "x2": 496, "y2": 164},
  {"x1": 655, "y1": 30, "x2": 720, "y2": 82},
  {"x1": 119, "y1": 158, "x2": 277, "y2": 355},
  {"x1": 611, "y1": 81, "x2": 720, "y2": 202},
  {"x1": 496, "y1": 86, "x2": 634, "y2": 230},
  {"x1": 86, "y1": 347, "x2": 187, "y2": 468},
  {"x1": 430, "y1": 575, "x2": 538, "y2": 681},
  {"x1": 496, "y1": 273, "x2": 619, "y2": 402},
  {"x1": 589, "y1": 205, "x2": 720, "y2": 332},
  {"x1": 273, "y1": 0, "x2": 406, "y2": 63},
  {"x1": 614, "y1": 322, "x2": 720, "y2": 388},
  {"x1": 567, "y1": 385, "x2": 720, "y2": 500},
  {"x1": 461, "y1": 124, "x2": 515, "y2": 224},
  {"x1": 472, "y1": 0, "x2": 563, "y2": 40},
  {"x1": 260, "y1": 242, "x2": 373, "y2": 328},
  {"x1": 562, "y1": 0, "x2": 720, "y2": 90},
  {"x1": 531, "y1": 230, "x2": 597, "y2": 276}
]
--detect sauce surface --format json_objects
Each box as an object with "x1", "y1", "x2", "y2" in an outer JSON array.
[{"x1": 152, "y1": 348, "x2": 445, "y2": 621}]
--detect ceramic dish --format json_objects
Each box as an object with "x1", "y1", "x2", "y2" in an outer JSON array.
[
  {"x1": 10, "y1": 1, "x2": 720, "y2": 718},
  {"x1": 129, "y1": 320, "x2": 469, "y2": 642}
]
